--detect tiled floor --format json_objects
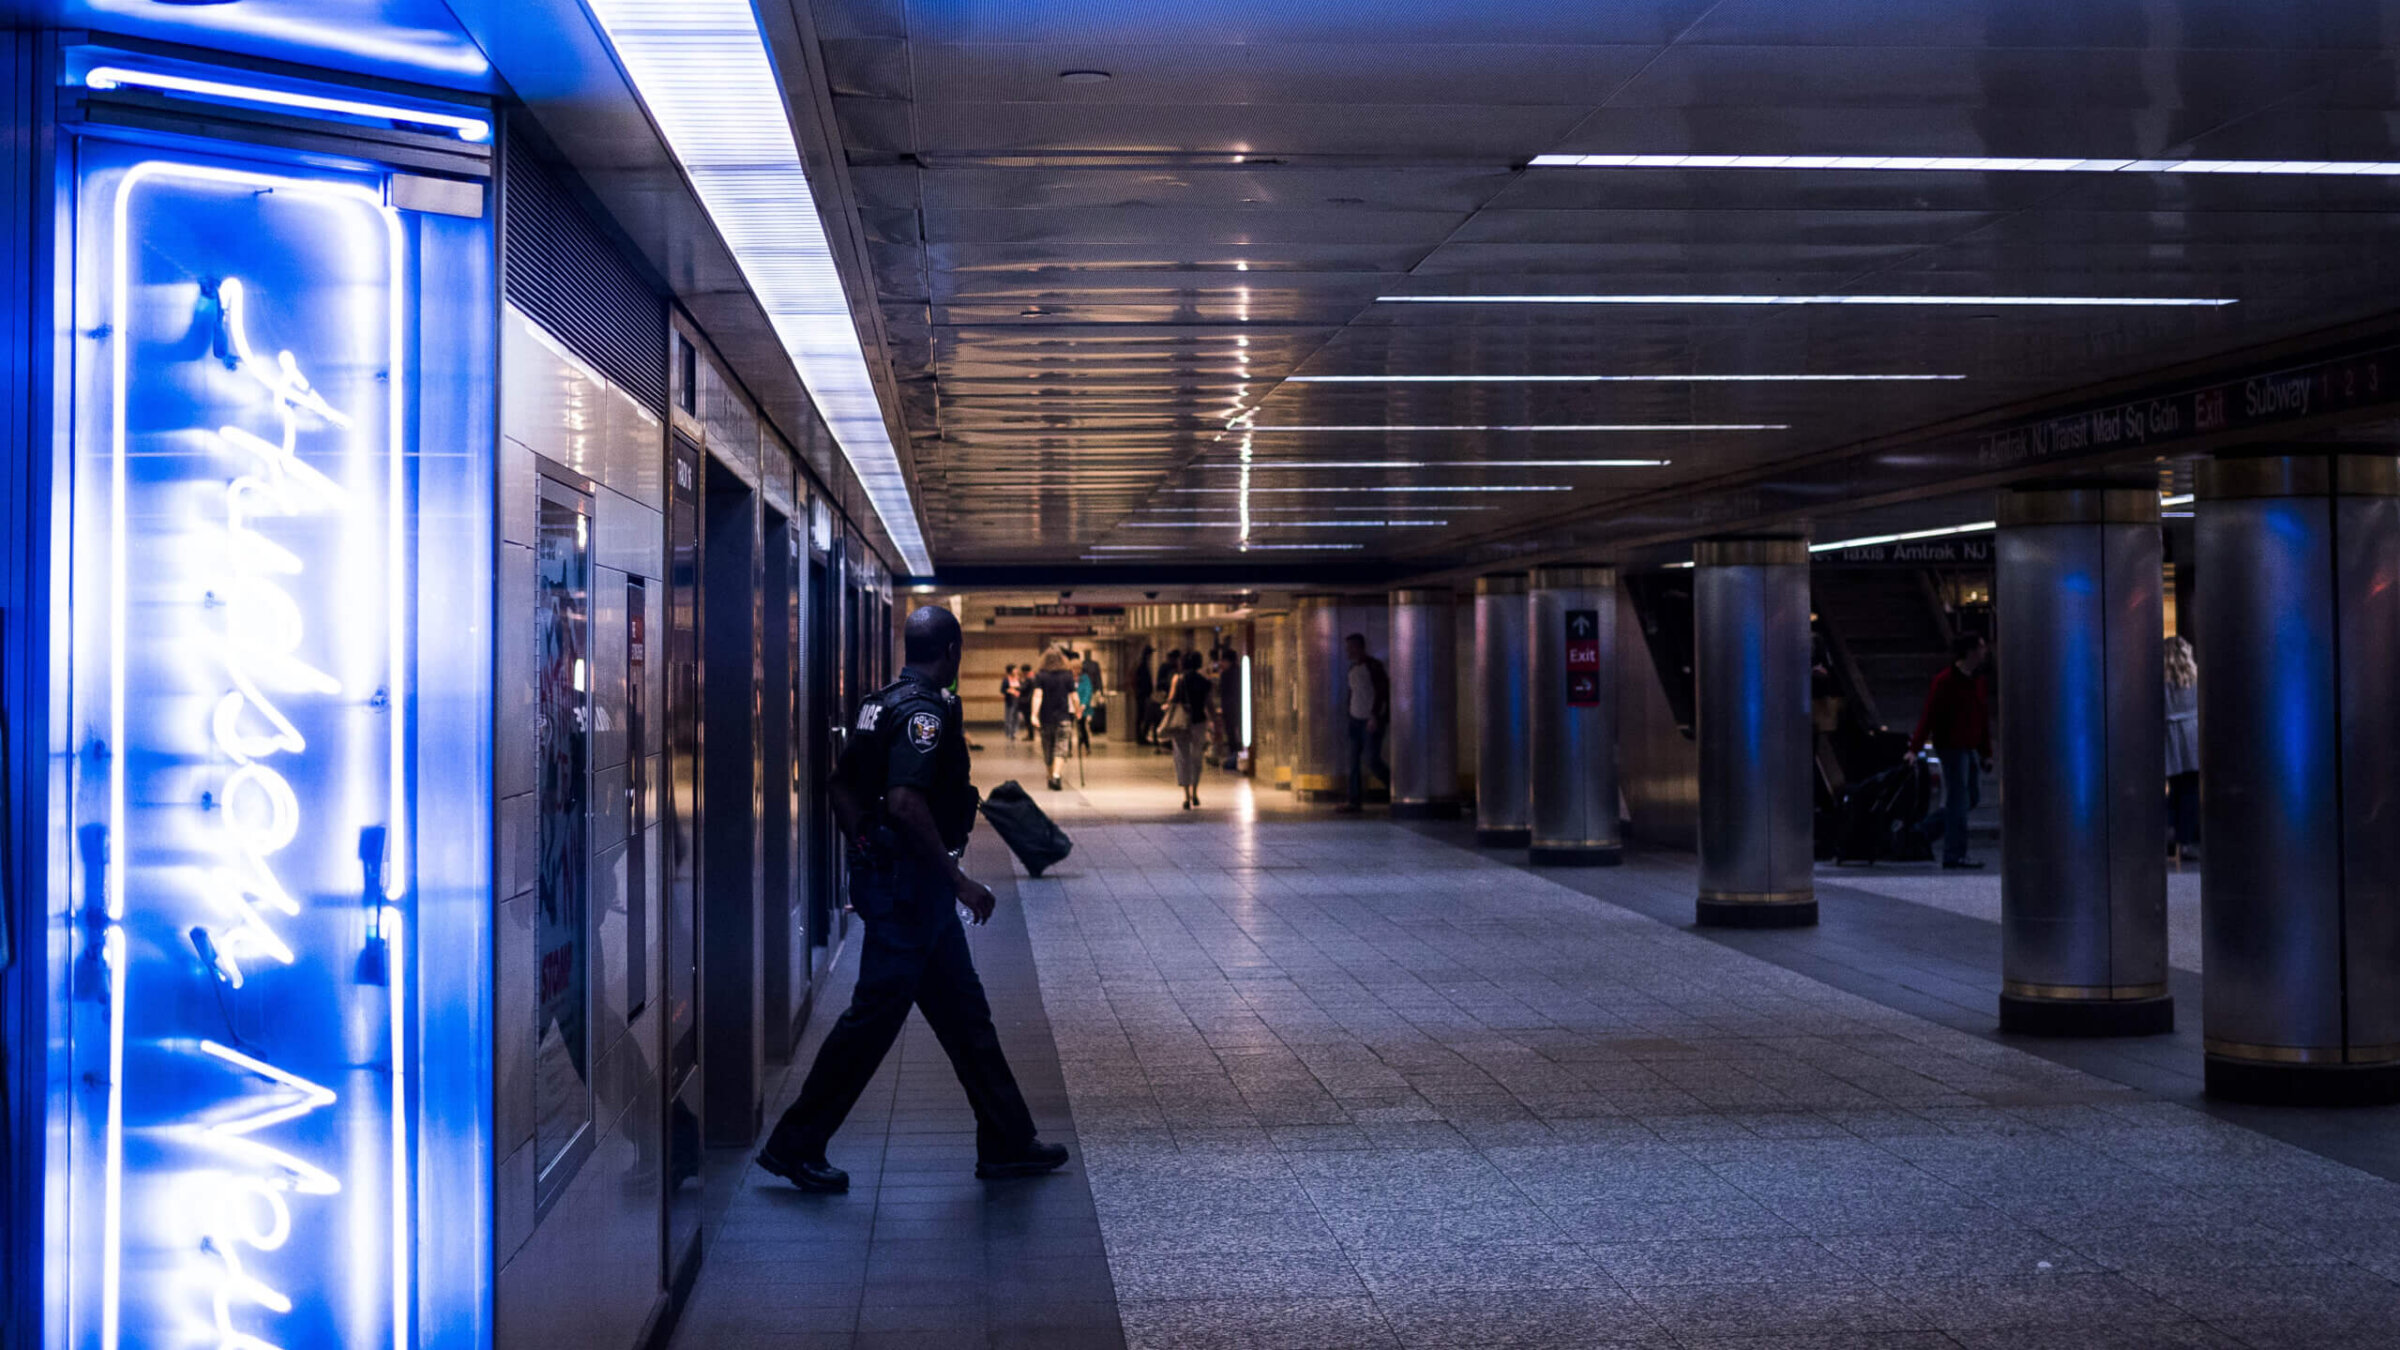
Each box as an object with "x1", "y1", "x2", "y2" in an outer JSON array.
[
  {"x1": 680, "y1": 738, "x2": 2400, "y2": 1348},
  {"x1": 1007, "y1": 743, "x2": 2400, "y2": 1350}
]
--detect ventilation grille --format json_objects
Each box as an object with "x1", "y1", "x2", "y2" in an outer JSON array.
[{"x1": 502, "y1": 132, "x2": 668, "y2": 412}]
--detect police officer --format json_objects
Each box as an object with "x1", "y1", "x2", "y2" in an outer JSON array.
[{"x1": 756, "y1": 606, "x2": 1069, "y2": 1192}]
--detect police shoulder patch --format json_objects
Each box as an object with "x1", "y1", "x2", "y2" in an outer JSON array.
[
  {"x1": 907, "y1": 710, "x2": 942, "y2": 750},
  {"x1": 857, "y1": 703, "x2": 882, "y2": 731}
]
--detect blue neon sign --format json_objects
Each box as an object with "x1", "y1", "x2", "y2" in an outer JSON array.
[{"x1": 66, "y1": 144, "x2": 418, "y2": 1350}]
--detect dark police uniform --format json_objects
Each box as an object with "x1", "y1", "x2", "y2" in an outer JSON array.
[{"x1": 762, "y1": 668, "x2": 1039, "y2": 1163}]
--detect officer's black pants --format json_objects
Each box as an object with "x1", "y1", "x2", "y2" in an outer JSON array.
[{"x1": 765, "y1": 904, "x2": 1038, "y2": 1163}]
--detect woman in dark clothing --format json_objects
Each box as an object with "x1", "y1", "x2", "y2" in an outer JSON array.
[{"x1": 1163, "y1": 651, "x2": 1212, "y2": 809}]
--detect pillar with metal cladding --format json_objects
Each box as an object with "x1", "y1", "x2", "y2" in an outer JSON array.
[
  {"x1": 1474, "y1": 574, "x2": 1532, "y2": 846},
  {"x1": 1694, "y1": 538, "x2": 1815, "y2": 925},
  {"x1": 2197, "y1": 452, "x2": 2400, "y2": 1105},
  {"x1": 1996, "y1": 488, "x2": 2173, "y2": 1036},
  {"x1": 1388, "y1": 588, "x2": 1460, "y2": 818},
  {"x1": 1293, "y1": 594, "x2": 1347, "y2": 802},
  {"x1": 1529, "y1": 566, "x2": 1621, "y2": 865}
]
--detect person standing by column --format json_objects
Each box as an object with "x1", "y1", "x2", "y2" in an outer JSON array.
[
  {"x1": 1027, "y1": 647, "x2": 1080, "y2": 791},
  {"x1": 1130, "y1": 644, "x2": 1154, "y2": 746},
  {"x1": 1336, "y1": 632, "x2": 1391, "y2": 814},
  {"x1": 2165, "y1": 634, "x2": 2200, "y2": 863},
  {"x1": 1913, "y1": 633, "x2": 1993, "y2": 869},
  {"x1": 755, "y1": 606, "x2": 1069, "y2": 1191}
]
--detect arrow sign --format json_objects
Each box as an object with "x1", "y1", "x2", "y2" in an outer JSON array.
[{"x1": 1567, "y1": 611, "x2": 1597, "y2": 639}]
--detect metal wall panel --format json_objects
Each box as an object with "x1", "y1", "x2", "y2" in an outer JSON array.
[
  {"x1": 1474, "y1": 576, "x2": 1531, "y2": 844},
  {"x1": 1528, "y1": 568, "x2": 1619, "y2": 863},
  {"x1": 1387, "y1": 588, "x2": 1459, "y2": 815}
]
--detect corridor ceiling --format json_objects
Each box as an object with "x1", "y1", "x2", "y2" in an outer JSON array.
[{"x1": 793, "y1": 0, "x2": 2400, "y2": 570}]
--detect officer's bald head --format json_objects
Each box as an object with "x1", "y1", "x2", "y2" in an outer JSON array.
[{"x1": 904, "y1": 605, "x2": 964, "y2": 676}]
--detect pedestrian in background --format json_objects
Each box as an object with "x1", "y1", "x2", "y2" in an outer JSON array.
[
  {"x1": 1000, "y1": 663, "x2": 1023, "y2": 741},
  {"x1": 1162, "y1": 650, "x2": 1210, "y2": 810},
  {"x1": 1336, "y1": 633, "x2": 1390, "y2": 814},
  {"x1": 1152, "y1": 649, "x2": 1182, "y2": 754},
  {"x1": 1028, "y1": 647, "x2": 1080, "y2": 791},
  {"x1": 1130, "y1": 645, "x2": 1155, "y2": 746},
  {"x1": 1912, "y1": 632, "x2": 1992, "y2": 869},
  {"x1": 2166, "y1": 634, "x2": 2200, "y2": 862},
  {"x1": 1076, "y1": 649, "x2": 1102, "y2": 752}
]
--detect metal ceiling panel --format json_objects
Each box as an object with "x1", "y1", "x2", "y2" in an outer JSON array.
[{"x1": 795, "y1": 0, "x2": 2400, "y2": 572}]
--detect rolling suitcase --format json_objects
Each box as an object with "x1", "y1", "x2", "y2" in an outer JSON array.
[{"x1": 981, "y1": 780, "x2": 1074, "y2": 877}]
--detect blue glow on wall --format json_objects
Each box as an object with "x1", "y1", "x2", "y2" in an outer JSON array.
[{"x1": 62, "y1": 138, "x2": 444, "y2": 1350}]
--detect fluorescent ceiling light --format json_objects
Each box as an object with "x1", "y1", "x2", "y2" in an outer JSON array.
[
  {"x1": 585, "y1": 0, "x2": 931, "y2": 574},
  {"x1": 1084, "y1": 545, "x2": 1181, "y2": 552},
  {"x1": 1138, "y1": 505, "x2": 1498, "y2": 515},
  {"x1": 1122, "y1": 520, "x2": 1449, "y2": 528},
  {"x1": 1530, "y1": 153, "x2": 2400, "y2": 176},
  {"x1": 2162, "y1": 493, "x2": 2194, "y2": 506},
  {"x1": 84, "y1": 66, "x2": 490, "y2": 141},
  {"x1": 1231, "y1": 423, "x2": 1781, "y2": 432},
  {"x1": 1288, "y1": 373, "x2": 1963, "y2": 383},
  {"x1": 1380, "y1": 294, "x2": 2235, "y2": 308},
  {"x1": 1811, "y1": 521, "x2": 1996, "y2": 552},
  {"x1": 1166, "y1": 478, "x2": 1574, "y2": 487},
  {"x1": 1208, "y1": 459, "x2": 1669, "y2": 469},
  {"x1": 1240, "y1": 543, "x2": 1366, "y2": 551}
]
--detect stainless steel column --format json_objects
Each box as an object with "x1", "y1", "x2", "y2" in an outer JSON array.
[
  {"x1": 1388, "y1": 588, "x2": 1460, "y2": 818},
  {"x1": 2198, "y1": 453, "x2": 2400, "y2": 1105},
  {"x1": 1274, "y1": 608, "x2": 1300, "y2": 790},
  {"x1": 1293, "y1": 593, "x2": 1347, "y2": 802},
  {"x1": 1474, "y1": 574, "x2": 1532, "y2": 846},
  {"x1": 1694, "y1": 538, "x2": 1815, "y2": 925},
  {"x1": 1529, "y1": 566, "x2": 1621, "y2": 865},
  {"x1": 1996, "y1": 489, "x2": 2173, "y2": 1035}
]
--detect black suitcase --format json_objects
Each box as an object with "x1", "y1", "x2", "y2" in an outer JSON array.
[
  {"x1": 980, "y1": 780, "x2": 1073, "y2": 877},
  {"x1": 1833, "y1": 760, "x2": 1935, "y2": 864},
  {"x1": 1087, "y1": 702, "x2": 1108, "y2": 736}
]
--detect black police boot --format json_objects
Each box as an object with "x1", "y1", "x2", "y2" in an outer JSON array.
[
  {"x1": 976, "y1": 1139, "x2": 1070, "y2": 1180},
  {"x1": 756, "y1": 1149, "x2": 849, "y2": 1193}
]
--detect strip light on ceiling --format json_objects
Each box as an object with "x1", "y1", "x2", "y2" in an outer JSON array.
[
  {"x1": 1208, "y1": 459, "x2": 1669, "y2": 469},
  {"x1": 1169, "y1": 485, "x2": 1573, "y2": 494},
  {"x1": 1288, "y1": 373, "x2": 1962, "y2": 383},
  {"x1": 1380, "y1": 294, "x2": 2235, "y2": 308},
  {"x1": 1531, "y1": 153, "x2": 2400, "y2": 176},
  {"x1": 1810, "y1": 520, "x2": 1996, "y2": 552},
  {"x1": 1122, "y1": 520, "x2": 1450, "y2": 528},
  {"x1": 1230, "y1": 423, "x2": 1781, "y2": 432},
  {"x1": 584, "y1": 0, "x2": 931, "y2": 574}
]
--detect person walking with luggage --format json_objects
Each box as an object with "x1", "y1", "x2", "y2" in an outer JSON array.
[
  {"x1": 1912, "y1": 632, "x2": 1993, "y2": 869},
  {"x1": 1027, "y1": 647, "x2": 1080, "y2": 791},
  {"x1": 2165, "y1": 634, "x2": 2200, "y2": 862},
  {"x1": 1161, "y1": 651, "x2": 1211, "y2": 809},
  {"x1": 755, "y1": 606, "x2": 1068, "y2": 1193},
  {"x1": 1336, "y1": 632, "x2": 1391, "y2": 814}
]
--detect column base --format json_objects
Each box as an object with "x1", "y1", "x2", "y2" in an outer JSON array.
[
  {"x1": 1999, "y1": 993, "x2": 2173, "y2": 1038},
  {"x1": 2205, "y1": 1056, "x2": 2400, "y2": 1106},
  {"x1": 1391, "y1": 800, "x2": 1461, "y2": 821},
  {"x1": 1474, "y1": 826, "x2": 1531, "y2": 848},
  {"x1": 1695, "y1": 895, "x2": 1817, "y2": 928},
  {"x1": 1531, "y1": 844, "x2": 1621, "y2": 867}
]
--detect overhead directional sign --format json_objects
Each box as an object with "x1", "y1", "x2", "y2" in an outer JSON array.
[{"x1": 1565, "y1": 609, "x2": 1602, "y2": 706}]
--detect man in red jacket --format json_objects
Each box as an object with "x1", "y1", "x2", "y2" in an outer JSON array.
[{"x1": 1912, "y1": 633, "x2": 1992, "y2": 869}]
